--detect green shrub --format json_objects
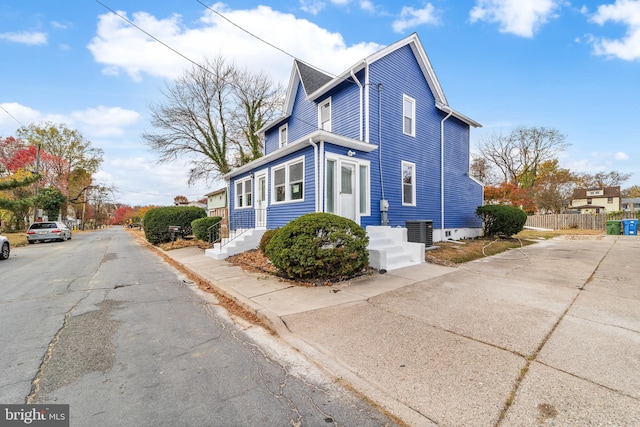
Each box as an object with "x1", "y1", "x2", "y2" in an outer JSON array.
[
  {"x1": 258, "y1": 228, "x2": 279, "y2": 254},
  {"x1": 265, "y1": 213, "x2": 369, "y2": 280},
  {"x1": 476, "y1": 205, "x2": 527, "y2": 237},
  {"x1": 143, "y1": 206, "x2": 206, "y2": 244},
  {"x1": 192, "y1": 216, "x2": 222, "y2": 242}
]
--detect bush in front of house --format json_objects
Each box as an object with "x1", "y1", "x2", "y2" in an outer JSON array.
[
  {"x1": 143, "y1": 206, "x2": 206, "y2": 244},
  {"x1": 265, "y1": 213, "x2": 369, "y2": 280},
  {"x1": 476, "y1": 205, "x2": 527, "y2": 237},
  {"x1": 191, "y1": 216, "x2": 222, "y2": 242},
  {"x1": 258, "y1": 228, "x2": 279, "y2": 254}
]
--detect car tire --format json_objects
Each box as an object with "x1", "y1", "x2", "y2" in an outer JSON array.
[
  {"x1": 0, "y1": 242, "x2": 9, "y2": 260},
  {"x1": 28, "y1": 240, "x2": 35, "y2": 245}
]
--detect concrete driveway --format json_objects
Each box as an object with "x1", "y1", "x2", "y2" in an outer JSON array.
[{"x1": 168, "y1": 235, "x2": 640, "y2": 426}]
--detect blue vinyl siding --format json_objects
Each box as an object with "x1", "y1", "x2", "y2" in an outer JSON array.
[
  {"x1": 443, "y1": 117, "x2": 483, "y2": 228},
  {"x1": 233, "y1": 38, "x2": 482, "y2": 234},
  {"x1": 229, "y1": 147, "x2": 317, "y2": 230},
  {"x1": 366, "y1": 44, "x2": 444, "y2": 228}
]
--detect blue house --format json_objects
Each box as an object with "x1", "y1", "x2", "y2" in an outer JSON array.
[{"x1": 207, "y1": 33, "x2": 483, "y2": 270}]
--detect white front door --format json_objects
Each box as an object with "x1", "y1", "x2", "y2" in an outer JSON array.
[
  {"x1": 339, "y1": 161, "x2": 357, "y2": 221},
  {"x1": 255, "y1": 172, "x2": 267, "y2": 228}
]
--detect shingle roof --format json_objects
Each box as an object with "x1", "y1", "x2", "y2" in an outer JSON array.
[
  {"x1": 572, "y1": 186, "x2": 620, "y2": 199},
  {"x1": 295, "y1": 60, "x2": 333, "y2": 95}
]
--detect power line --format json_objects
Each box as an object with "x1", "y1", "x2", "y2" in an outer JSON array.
[
  {"x1": 0, "y1": 104, "x2": 25, "y2": 129},
  {"x1": 95, "y1": 1, "x2": 357, "y2": 136}
]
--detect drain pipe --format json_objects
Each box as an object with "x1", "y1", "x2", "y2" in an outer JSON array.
[
  {"x1": 309, "y1": 138, "x2": 319, "y2": 212},
  {"x1": 378, "y1": 83, "x2": 388, "y2": 226},
  {"x1": 440, "y1": 107, "x2": 453, "y2": 240},
  {"x1": 350, "y1": 70, "x2": 363, "y2": 141}
]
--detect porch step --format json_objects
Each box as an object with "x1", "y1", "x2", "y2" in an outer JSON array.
[
  {"x1": 205, "y1": 229, "x2": 266, "y2": 260},
  {"x1": 366, "y1": 226, "x2": 425, "y2": 272}
]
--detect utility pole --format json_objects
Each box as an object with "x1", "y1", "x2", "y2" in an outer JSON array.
[{"x1": 32, "y1": 142, "x2": 41, "y2": 223}]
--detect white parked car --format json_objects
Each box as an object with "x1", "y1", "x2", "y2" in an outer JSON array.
[
  {"x1": 0, "y1": 233, "x2": 9, "y2": 260},
  {"x1": 26, "y1": 221, "x2": 72, "y2": 244}
]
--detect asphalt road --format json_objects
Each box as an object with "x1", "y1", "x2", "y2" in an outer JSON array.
[{"x1": 0, "y1": 227, "x2": 397, "y2": 426}]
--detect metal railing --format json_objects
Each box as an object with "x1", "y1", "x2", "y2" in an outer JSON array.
[{"x1": 208, "y1": 209, "x2": 266, "y2": 249}]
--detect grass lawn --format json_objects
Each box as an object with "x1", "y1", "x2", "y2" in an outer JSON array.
[{"x1": 426, "y1": 228, "x2": 604, "y2": 266}]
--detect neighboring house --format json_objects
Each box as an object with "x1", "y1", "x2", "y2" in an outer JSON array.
[
  {"x1": 569, "y1": 186, "x2": 621, "y2": 213},
  {"x1": 621, "y1": 197, "x2": 640, "y2": 213},
  {"x1": 205, "y1": 188, "x2": 228, "y2": 219},
  {"x1": 211, "y1": 34, "x2": 484, "y2": 268}
]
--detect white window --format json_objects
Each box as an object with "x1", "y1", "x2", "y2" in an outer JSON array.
[
  {"x1": 272, "y1": 157, "x2": 305, "y2": 203},
  {"x1": 319, "y1": 98, "x2": 331, "y2": 131},
  {"x1": 235, "y1": 177, "x2": 252, "y2": 208},
  {"x1": 403, "y1": 95, "x2": 415, "y2": 137},
  {"x1": 402, "y1": 161, "x2": 416, "y2": 206},
  {"x1": 279, "y1": 124, "x2": 288, "y2": 147}
]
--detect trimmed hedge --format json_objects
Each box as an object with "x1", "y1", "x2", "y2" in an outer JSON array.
[
  {"x1": 143, "y1": 206, "x2": 206, "y2": 244},
  {"x1": 265, "y1": 213, "x2": 369, "y2": 280},
  {"x1": 258, "y1": 228, "x2": 279, "y2": 254},
  {"x1": 476, "y1": 205, "x2": 527, "y2": 237},
  {"x1": 192, "y1": 216, "x2": 222, "y2": 242}
]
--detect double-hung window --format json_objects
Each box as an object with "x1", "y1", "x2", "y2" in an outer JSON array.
[
  {"x1": 402, "y1": 161, "x2": 416, "y2": 206},
  {"x1": 272, "y1": 157, "x2": 304, "y2": 203},
  {"x1": 279, "y1": 124, "x2": 288, "y2": 147},
  {"x1": 403, "y1": 95, "x2": 416, "y2": 137},
  {"x1": 235, "y1": 177, "x2": 252, "y2": 208},
  {"x1": 319, "y1": 98, "x2": 331, "y2": 131}
]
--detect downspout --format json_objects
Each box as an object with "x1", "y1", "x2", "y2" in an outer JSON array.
[
  {"x1": 378, "y1": 83, "x2": 388, "y2": 225},
  {"x1": 364, "y1": 60, "x2": 370, "y2": 143},
  {"x1": 440, "y1": 107, "x2": 453, "y2": 240},
  {"x1": 350, "y1": 69, "x2": 363, "y2": 141},
  {"x1": 319, "y1": 140, "x2": 325, "y2": 212},
  {"x1": 309, "y1": 138, "x2": 319, "y2": 212}
]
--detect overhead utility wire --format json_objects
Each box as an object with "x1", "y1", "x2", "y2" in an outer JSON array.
[
  {"x1": 195, "y1": 0, "x2": 362, "y2": 87},
  {"x1": 0, "y1": 104, "x2": 26, "y2": 129},
  {"x1": 95, "y1": 0, "x2": 341, "y2": 136}
]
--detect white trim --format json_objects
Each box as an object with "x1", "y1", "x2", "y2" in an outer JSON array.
[
  {"x1": 271, "y1": 155, "x2": 306, "y2": 205},
  {"x1": 403, "y1": 94, "x2": 416, "y2": 137},
  {"x1": 325, "y1": 153, "x2": 371, "y2": 223},
  {"x1": 318, "y1": 97, "x2": 332, "y2": 131},
  {"x1": 254, "y1": 169, "x2": 268, "y2": 228},
  {"x1": 234, "y1": 176, "x2": 253, "y2": 209},
  {"x1": 224, "y1": 130, "x2": 377, "y2": 179},
  {"x1": 279, "y1": 123, "x2": 288, "y2": 147},
  {"x1": 402, "y1": 160, "x2": 416, "y2": 207}
]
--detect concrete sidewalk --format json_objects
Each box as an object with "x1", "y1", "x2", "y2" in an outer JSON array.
[{"x1": 165, "y1": 235, "x2": 640, "y2": 426}]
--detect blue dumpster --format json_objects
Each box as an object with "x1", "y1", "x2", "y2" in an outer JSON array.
[{"x1": 621, "y1": 219, "x2": 638, "y2": 235}]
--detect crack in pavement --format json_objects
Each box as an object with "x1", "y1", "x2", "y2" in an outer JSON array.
[
  {"x1": 494, "y1": 237, "x2": 620, "y2": 426},
  {"x1": 26, "y1": 299, "x2": 122, "y2": 404}
]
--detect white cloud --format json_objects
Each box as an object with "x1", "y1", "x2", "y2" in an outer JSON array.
[
  {"x1": 0, "y1": 102, "x2": 140, "y2": 140},
  {"x1": 392, "y1": 4, "x2": 440, "y2": 33},
  {"x1": 300, "y1": 0, "x2": 326, "y2": 15},
  {"x1": 359, "y1": 0, "x2": 376, "y2": 13},
  {"x1": 589, "y1": 0, "x2": 640, "y2": 61},
  {"x1": 71, "y1": 106, "x2": 141, "y2": 138},
  {"x1": 0, "y1": 31, "x2": 47, "y2": 45},
  {"x1": 469, "y1": 0, "x2": 561, "y2": 38},
  {"x1": 51, "y1": 21, "x2": 69, "y2": 30},
  {"x1": 97, "y1": 156, "x2": 216, "y2": 206},
  {"x1": 615, "y1": 151, "x2": 630, "y2": 160},
  {"x1": 88, "y1": 4, "x2": 382, "y2": 85},
  {"x1": 0, "y1": 103, "x2": 41, "y2": 133}
]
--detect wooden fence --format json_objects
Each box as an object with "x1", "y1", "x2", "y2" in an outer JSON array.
[{"x1": 525, "y1": 213, "x2": 638, "y2": 230}]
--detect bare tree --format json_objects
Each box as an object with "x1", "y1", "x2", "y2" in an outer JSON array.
[
  {"x1": 575, "y1": 170, "x2": 632, "y2": 188},
  {"x1": 478, "y1": 126, "x2": 569, "y2": 188},
  {"x1": 143, "y1": 55, "x2": 283, "y2": 185}
]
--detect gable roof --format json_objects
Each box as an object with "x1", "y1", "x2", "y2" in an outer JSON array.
[
  {"x1": 572, "y1": 186, "x2": 620, "y2": 199},
  {"x1": 295, "y1": 60, "x2": 333, "y2": 95},
  {"x1": 258, "y1": 33, "x2": 481, "y2": 136}
]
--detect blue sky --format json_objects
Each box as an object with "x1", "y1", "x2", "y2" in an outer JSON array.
[{"x1": 1, "y1": 0, "x2": 639, "y2": 206}]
